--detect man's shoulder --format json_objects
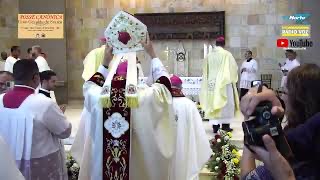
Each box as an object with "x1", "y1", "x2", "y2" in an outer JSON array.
[
  {"x1": 5, "y1": 56, "x2": 15, "y2": 62},
  {"x1": 27, "y1": 94, "x2": 55, "y2": 108},
  {"x1": 173, "y1": 97, "x2": 196, "y2": 107}
]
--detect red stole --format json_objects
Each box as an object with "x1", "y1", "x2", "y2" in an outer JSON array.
[
  {"x1": 103, "y1": 76, "x2": 131, "y2": 180},
  {"x1": 3, "y1": 86, "x2": 35, "y2": 108}
]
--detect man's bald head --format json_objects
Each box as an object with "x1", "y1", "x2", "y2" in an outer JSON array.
[
  {"x1": 1, "y1": 52, "x2": 7, "y2": 60},
  {"x1": 32, "y1": 45, "x2": 42, "y2": 58}
]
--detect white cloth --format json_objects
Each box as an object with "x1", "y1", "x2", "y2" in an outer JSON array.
[
  {"x1": 0, "y1": 60, "x2": 5, "y2": 71},
  {"x1": 4, "y1": 56, "x2": 19, "y2": 73},
  {"x1": 35, "y1": 56, "x2": 50, "y2": 72},
  {"x1": 0, "y1": 136, "x2": 25, "y2": 180},
  {"x1": 171, "y1": 97, "x2": 212, "y2": 180},
  {"x1": 0, "y1": 89, "x2": 71, "y2": 180},
  {"x1": 280, "y1": 59, "x2": 300, "y2": 88},
  {"x1": 137, "y1": 63, "x2": 144, "y2": 77},
  {"x1": 71, "y1": 59, "x2": 175, "y2": 180},
  {"x1": 240, "y1": 59, "x2": 258, "y2": 89},
  {"x1": 0, "y1": 95, "x2": 33, "y2": 179}
]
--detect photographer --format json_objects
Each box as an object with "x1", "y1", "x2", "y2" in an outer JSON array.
[{"x1": 240, "y1": 64, "x2": 320, "y2": 179}]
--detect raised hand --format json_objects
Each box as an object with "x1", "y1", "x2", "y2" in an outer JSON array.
[
  {"x1": 140, "y1": 33, "x2": 156, "y2": 59},
  {"x1": 103, "y1": 43, "x2": 114, "y2": 67}
]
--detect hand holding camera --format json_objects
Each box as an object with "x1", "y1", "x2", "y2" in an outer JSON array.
[{"x1": 241, "y1": 84, "x2": 292, "y2": 159}]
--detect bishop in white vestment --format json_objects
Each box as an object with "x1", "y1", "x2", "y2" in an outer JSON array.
[
  {"x1": 71, "y1": 40, "x2": 175, "y2": 179},
  {"x1": 170, "y1": 75, "x2": 212, "y2": 180},
  {"x1": 199, "y1": 36, "x2": 240, "y2": 133}
]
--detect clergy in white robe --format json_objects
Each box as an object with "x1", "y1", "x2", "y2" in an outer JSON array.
[
  {"x1": 0, "y1": 60, "x2": 71, "y2": 180},
  {"x1": 239, "y1": 50, "x2": 258, "y2": 99},
  {"x1": 0, "y1": 136, "x2": 25, "y2": 180},
  {"x1": 4, "y1": 46, "x2": 21, "y2": 73},
  {"x1": 32, "y1": 45, "x2": 51, "y2": 72},
  {"x1": 170, "y1": 75, "x2": 212, "y2": 180},
  {"x1": 279, "y1": 50, "x2": 300, "y2": 88},
  {"x1": 199, "y1": 36, "x2": 240, "y2": 133},
  {"x1": 71, "y1": 41, "x2": 175, "y2": 180}
]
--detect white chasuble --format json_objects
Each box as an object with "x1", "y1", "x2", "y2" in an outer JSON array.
[
  {"x1": 171, "y1": 97, "x2": 212, "y2": 180},
  {"x1": 200, "y1": 46, "x2": 240, "y2": 120},
  {"x1": 71, "y1": 62, "x2": 175, "y2": 180}
]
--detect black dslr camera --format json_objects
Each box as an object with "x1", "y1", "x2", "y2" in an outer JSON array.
[{"x1": 242, "y1": 86, "x2": 293, "y2": 159}]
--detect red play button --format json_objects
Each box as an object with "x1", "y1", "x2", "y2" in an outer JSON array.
[{"x1": 277, "y1": 38, "x2": 289, "y2": 48}]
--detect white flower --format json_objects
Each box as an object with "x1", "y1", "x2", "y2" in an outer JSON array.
[
  {"x1": 216, "y1": 157, "x2": 220, "y2": 162},
  {"x1": 215, "y1": 166, "x2": 219, "y2": 170},
  {"x1": 72, "y1": 163, "x2": 79, "y2": 168},
  {"x1": 217, "y1": 138, "x2": 221, "y2": 143},
  {"x1": 224, "y1": 136, "x2": 229, "y2": 141},
  {"x1": 212, "y1": 152, "x2": 215, "y2": 156}
]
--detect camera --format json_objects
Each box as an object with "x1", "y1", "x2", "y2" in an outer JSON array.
[
  {"x1": 251, "y1": 80, "x2": 262, "y2": 88},
  {"x1": 242, "y1": 101, "x2": 293, "y2": 159},
  {"x1": 6, "y1": 81, "x2": 14, "y2": 89}
]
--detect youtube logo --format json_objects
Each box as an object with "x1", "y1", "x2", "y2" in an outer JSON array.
[{"x1": 277, "y1": 38, "x2": 289, "y2": 48}]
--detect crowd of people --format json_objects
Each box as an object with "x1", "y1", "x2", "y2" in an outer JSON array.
[{"x1": 0, "y1": 16, "x2": 318, "y2": 180}]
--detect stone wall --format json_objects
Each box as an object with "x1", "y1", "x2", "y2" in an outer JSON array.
[
  {"x1": 0, "y1": 0, "x2": 19, "y2": 53},
  {"x1": 66, "y1": 0, "x2": 303, "y2": 99}
]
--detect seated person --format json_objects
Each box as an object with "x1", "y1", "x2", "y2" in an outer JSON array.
[{"x1": 240, "y1": 64, "x2": 320, "y2": 179}]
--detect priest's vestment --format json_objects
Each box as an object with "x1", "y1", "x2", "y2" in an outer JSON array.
[
  {"x1": 200, "y1": 46, "x2": 240, "y2": 123},
  {"x1": 71, "y1": 58, "x2": 175, "y2": 180},
  {"x1": 170, "y1": 89, "x2": 212, "y2": 180}
]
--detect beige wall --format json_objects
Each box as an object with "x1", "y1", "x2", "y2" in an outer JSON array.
[
  {"x1": 0, "y1": 0, "x2": 19, "y2": 53},
  {"x1": 66, "y1": 0, "x2": 303, "y2": 99},
  {"x1": 1, "y1": 0, "x2": 311, "y2": 100}
]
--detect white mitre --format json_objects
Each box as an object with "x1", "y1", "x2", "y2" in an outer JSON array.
[{"x1": 100, "y1": 11, "x2": 148, "y2": 108}]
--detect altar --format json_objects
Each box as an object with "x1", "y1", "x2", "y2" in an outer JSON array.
[{"x1": 139, "y1": 77, "x2": 202, "y2": 96}]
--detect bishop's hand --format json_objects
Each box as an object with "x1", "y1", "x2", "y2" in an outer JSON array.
[
  {"x1": 141, "y1": 34, "x2": 156, "y2": 59},
  {"x1": 103, "y1": 44, "x2": 113, "y2": 67}
]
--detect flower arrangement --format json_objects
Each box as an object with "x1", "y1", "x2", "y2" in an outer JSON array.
[
  {"x1": 196, "y1": 102, "x2": 206, "y2": 120},
  {"x1": 66, "y1": 152, "x2": 80, "y2": 180},
  {"x1": 207, "y1": 130, "x2": 241, "y2": 180}
]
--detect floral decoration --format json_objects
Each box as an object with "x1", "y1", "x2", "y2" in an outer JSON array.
[{"x1": 207, "y1": 130, "x2": 241, "y2": 180}]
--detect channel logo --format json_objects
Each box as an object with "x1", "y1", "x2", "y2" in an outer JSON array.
[
  {"x1": 277, "y1": 38, "x2": 313, "y2": 50},
  {"x1": 283, "y1": 13, "x2": 310, "y2": 24},
  {"x1": 277, "y1": 39, "x2": 289, "y2": 48},
  {"x1": 281, "y1": 25, "x2": 311, "y2": 38}
]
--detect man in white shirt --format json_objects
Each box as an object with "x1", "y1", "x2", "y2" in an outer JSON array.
[
  {"x1": 0, "y1": 59, "x2": 71, "y2": 179},
  {"x1": 279, "y1": 49, "x2": 300, "y2": 88},
  {"x1": 240, "y1": 50, "x2": 258, "y2": 99},
  {"x1": 32, "y1": 45, "x2": 51, "y2": 72},
  {"x1": 0, "y1": 52, "x2": 7, "y2": 71},
  {"x1": 4, "y1": 46, "x2": 20, "y2": 73}
]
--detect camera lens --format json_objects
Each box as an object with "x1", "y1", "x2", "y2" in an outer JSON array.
[{"x1": 262, "y1": 111, "x2": 271, "y2": 120}]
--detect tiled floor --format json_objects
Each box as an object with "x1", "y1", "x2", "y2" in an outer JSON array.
[{"x1": 63, "y1": 100, "x2": 244, "y2": 149}]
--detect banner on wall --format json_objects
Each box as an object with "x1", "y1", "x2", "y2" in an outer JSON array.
[{"x1": 18, "y1": 14, "x2": 64, "y2": 39}]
